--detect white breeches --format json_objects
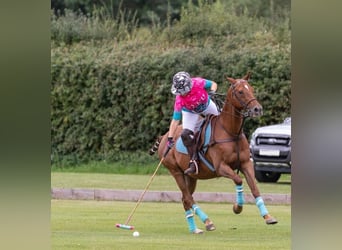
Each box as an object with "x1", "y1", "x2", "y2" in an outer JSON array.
[{"x1": 182, "y1": 99, "x2": 219, "y2": 132}]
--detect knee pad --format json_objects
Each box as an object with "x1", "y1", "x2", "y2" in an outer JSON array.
[{"x1": 181, "y1": 129, "x2": 195, "y2": 146}]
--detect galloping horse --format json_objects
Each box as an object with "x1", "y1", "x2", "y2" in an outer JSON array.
[{"x1": 150, "y1": 72, "x2": 277, "y2": 234}]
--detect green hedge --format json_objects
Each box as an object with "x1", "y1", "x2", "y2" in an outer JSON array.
[
  {"x1": 51, "y1": 2, "x2": 290, "y2": 166},
  {"x1": 51, "y1": 42, "x2": 290, "y2": 165}
]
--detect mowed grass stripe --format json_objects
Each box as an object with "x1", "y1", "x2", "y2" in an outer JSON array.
[
  {"x1": 51, "y1": 200, "x2": 291, "y2": 250},
  {"x1": 51, "y1": 173, "x2": 291, "y2": 194}
]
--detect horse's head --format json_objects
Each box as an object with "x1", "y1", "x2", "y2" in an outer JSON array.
[{"x1": 226, "y1": 72, "x2": 263, "y2": 117}]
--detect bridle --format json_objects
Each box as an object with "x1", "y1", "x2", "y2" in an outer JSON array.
[
  {"x1": 218, "y1": 80, "x2": 257, "y2": 135},
  {"x1": 231, "y1": 80, "x2": 257, "y2": 116}
]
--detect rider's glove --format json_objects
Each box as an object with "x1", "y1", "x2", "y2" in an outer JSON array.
[{"x1": 167, "y1": 137, "x2": 174, "y2": 149}]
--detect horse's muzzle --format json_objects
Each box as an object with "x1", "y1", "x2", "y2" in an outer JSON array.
[{"x1": 248, "y1": 105, "x2": 263, "y2": 117}]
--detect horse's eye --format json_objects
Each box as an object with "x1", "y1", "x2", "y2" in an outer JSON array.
[{"x1": 238, "y1": 90, "x2": 243, "y2": 95}]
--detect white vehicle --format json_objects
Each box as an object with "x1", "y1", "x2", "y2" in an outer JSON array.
[{"x1": 249, "y1": 117, "x2": 291, "y2": 182}]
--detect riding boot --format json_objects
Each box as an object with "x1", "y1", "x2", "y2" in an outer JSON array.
[
  {"x1": 184, "y1": 142, "x2": 199, "y2": 175},
  {"x1": 181, "y1": 129, "x2": 199, "y2": 175}
]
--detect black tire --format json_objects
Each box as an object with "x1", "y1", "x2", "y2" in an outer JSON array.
[{"x1": 255, "y1": 170, "x2": 281, "y2": 183}]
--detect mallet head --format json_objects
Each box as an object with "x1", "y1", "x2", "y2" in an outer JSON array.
[{"x1": 116, "y1": 223, "x2": 134, "y2": 230}]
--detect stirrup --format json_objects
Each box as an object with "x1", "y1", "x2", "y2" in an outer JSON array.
[{"x1": 184, "y1": 160, "x2": 199, "y2": 175}]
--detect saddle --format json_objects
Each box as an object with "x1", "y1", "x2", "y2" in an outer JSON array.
[{"x1": 175, "y1": 115, "x2": 216, "y2": 172}]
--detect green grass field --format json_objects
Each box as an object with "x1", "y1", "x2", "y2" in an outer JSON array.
[
  {"x1": 51, "y1": 165, "x2": 291, "y2": 249},
  {"x1": 51, "y1": 200, "x2": 290, "y2": 250}
]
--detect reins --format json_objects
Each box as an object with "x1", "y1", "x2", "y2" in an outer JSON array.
[
  {"x1": 209, "y1": 89, "x2": 252, "y2": 142},
  {"x1": 220, "y1": 103, "x2": 250, "y2": 118},
  {"x1": 212, "y1": 83, "x2": 257, "y2": 119}
]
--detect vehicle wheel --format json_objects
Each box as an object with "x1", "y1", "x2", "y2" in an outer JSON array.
[{"x1": 255, "y1": 170, "x2": 281, "y2": 183}]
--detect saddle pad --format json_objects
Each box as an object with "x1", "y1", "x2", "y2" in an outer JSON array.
[{"x1": 175, "y1": 123, "x2": 212, "y2": 154}]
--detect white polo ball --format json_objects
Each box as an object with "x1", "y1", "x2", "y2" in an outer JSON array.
[{"x1": 133, "y1": 231, "x2": 140, "y2": 237}]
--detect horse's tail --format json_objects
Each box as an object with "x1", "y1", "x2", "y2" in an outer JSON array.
[{"x1": 149, "y1": 136, "x2": 162, "y2": 155}]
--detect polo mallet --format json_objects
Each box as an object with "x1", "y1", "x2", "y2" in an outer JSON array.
[{"x1": 116, "y1": 145, "x2": 171, "y2": 230}]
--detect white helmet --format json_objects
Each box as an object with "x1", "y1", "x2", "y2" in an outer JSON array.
[{"x1": 171, "y1": 71, "x2": 192, "y2": 95}]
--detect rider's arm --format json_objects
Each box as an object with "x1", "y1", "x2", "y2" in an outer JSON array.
[
  {"x1": 168, "y1": 118, "x2": 180, "y2": 139},
  {"x1": 168, "y1": 98, "x2": 182, "y2": 138},
  {"x1": 210, "y1": 81, "x2": 217, "y2": 92},
  {"x1": 204, "y1": 80, "x2": 217, "y2": 93}
]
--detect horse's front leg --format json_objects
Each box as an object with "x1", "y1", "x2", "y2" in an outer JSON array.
[
  {"x1": 216, "y1": 161, "x2": 245, "y2": 214},
  {"x1": 241, "y1": 161, "x2": 278, "y2": 224}
]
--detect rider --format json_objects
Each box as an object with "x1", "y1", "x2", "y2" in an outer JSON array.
[{"x1": 166, "y1": 71, "x2": 219, "y2": 175}]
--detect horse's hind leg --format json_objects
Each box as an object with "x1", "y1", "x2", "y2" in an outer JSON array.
[
  {"x1": 185, "y1": 176, "x2": 216, "y2": 231},
  {"x1": 241, "y1": 162, "x2": 278, "y2": 224}
]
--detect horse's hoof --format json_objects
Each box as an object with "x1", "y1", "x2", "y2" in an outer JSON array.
[
  {"x1": 192, "y1": 228, "x2": 204, "y2": 234},
  {"x1": 265, "y1": 218, "x2": 278, "y2": 225},
  {"x1": 233, "y1": 203, "x2": 243, "y2": 214},
  {"x1": 264, "y1": 214, "x2": 278, "y2": 224},
  {"x1": 205, "y1": 223, "x2": 216, "y2": 231}
]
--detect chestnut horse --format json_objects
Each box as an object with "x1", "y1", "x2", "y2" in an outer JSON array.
[{"x1": 150, "y1": 72, "x2": 277, "y2": 234}]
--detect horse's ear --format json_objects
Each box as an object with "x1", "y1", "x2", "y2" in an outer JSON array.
[
  {"x1": 243, "y1": 71, "x2": 252, "y2": 80},
  {"x1": 226, "y1": 77, "x2": 236, "y2": 84}
]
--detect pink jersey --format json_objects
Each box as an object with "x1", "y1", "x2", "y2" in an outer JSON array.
[{"x1": 173, "y1": 77, "x2": 210, "y2": 118}]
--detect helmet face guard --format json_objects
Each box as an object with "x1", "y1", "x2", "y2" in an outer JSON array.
[{"x1": 171, "y1": 71, "x2": 192, "y2": 95}]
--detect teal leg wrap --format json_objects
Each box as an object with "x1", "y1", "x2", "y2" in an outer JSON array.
[
  {"x1": 192, "y1": 204, "x2": 208, "y2": 223},
  {"x1": 235, "y1": 184, "x2": 245, "y2": 206},
  {"x1": 255, "y1": 196, "x2": 268, "y2": 217},
  {"x1": 185, "y1": 209, "x2": 196, "y2": 232}
]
